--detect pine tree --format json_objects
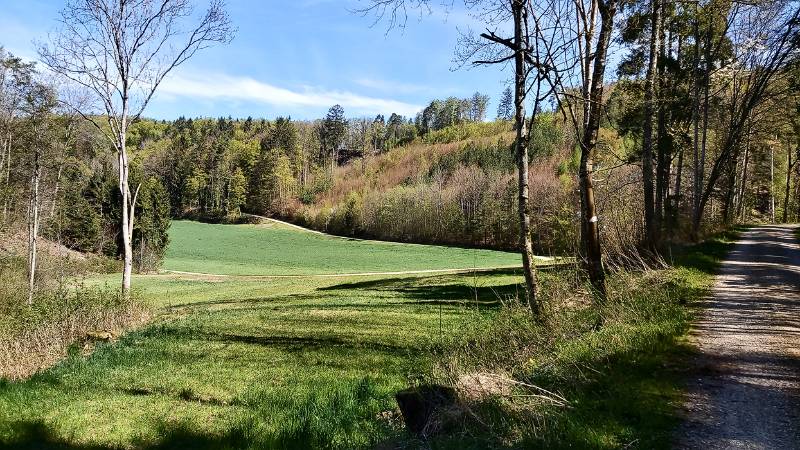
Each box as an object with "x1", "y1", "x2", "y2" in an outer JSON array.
[{"x1": 496, "y1": 86, "x2": 513, "y2": 120}]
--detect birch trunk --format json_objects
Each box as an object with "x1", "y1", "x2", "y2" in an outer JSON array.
[{"x1": 27, "y1": 144, "x2": 41, "y2": 306}]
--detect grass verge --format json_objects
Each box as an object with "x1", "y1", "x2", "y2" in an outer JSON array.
[{"x1": 412, "y1": 229, "x2": 741, "y2": 449}]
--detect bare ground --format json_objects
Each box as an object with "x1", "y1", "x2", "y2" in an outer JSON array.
[{"x1": 676, "y1": 225, "x2": 800, "y2": 449}]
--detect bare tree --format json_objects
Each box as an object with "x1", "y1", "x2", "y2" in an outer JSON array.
[
  {"x1": 18, "y1": 80, "x2": 58, "y2": 305},
  {"x1": 362, "y1": 0, "x2": 552, "y2": 316},
  {"x1": 39, "y1": 0, "x2": 234, "y2": 295},
  {"x1": 520, "y1": 0, "x2": 618, "y2": 301},
  {"x1": 361, "y1": 0, "x2": 618, "y2": 306}
]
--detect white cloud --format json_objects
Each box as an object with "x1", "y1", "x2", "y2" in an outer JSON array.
[
  {"x1": 354, "y1": 77, "x2": 431, "y2": 94},
  {"x1": 158, "y1": 73, "x2": 422, "y2": 117}
]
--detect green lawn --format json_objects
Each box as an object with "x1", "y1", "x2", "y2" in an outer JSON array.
[
  {"x1": 163, "y1": 220, "x2": 525, "y2": 275},
  {"x1": 0, "y1": 221, "x2": 523, "y2": 449}
]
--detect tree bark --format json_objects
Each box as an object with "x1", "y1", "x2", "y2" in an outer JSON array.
[
  {"x1": 580, "y1": 0, "x2": 616, "y2": 302},
  {"x1": 655, "y1": 4, "x2": 669, "y2": 241},
  {"x1": 736, "y1": 132, "x2": 751, "y2": 221},
  {"x1": 512, "y1": 0, "x2": 540, "y2": 317},
  {"x1": 27, "y1": 145, "x2": 41, "y2": 306},
  {"x1": 783, "y1": 144, "x2": 794, "y2": 223},
  {"x1": 771, "y1": 143, "x2": 776, "y2": 223},
  {"x1": 118, "y1": 112, "x2": 134, "y2": 296},
  {"x1": 642, "y1": 0, "x2": 661, "y2": 246}
]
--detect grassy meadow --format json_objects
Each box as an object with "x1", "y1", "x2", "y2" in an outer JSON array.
[
  {"x1": 163, "y1": 220, "x2": 526, "y2": 276},
  {"x1": 0, "y1": 221, "x2": 525, "y2": 449},
  {"x1": 0, "y1": 221, "x2": 735, "y2": 449}
]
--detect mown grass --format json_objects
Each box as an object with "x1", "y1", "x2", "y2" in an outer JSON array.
[
  {"x1": 0, "y1": 223, "x2": 738, "y2": 449},
  {"x1": 163, "y1": 220, "x2": 525, "y2": 276}
]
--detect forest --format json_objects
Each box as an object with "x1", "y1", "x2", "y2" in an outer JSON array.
[{"x1": 1, "y1": 0, "x2": 800, "y2": 448}]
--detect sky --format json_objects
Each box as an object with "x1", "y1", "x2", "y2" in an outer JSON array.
[{"x1": 0, "y1": 0, "x2": 516, "y2": 121}]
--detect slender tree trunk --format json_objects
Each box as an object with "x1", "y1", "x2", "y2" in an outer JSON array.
[
  {"x1": 783, "y1": 144, "x2": 793, "y2": 223},
  {"x1": 736, "y1": 128, "x2": 751, "y2": 221},
  {"x1": 580, "y1": 0, "x2": 616, "y2": 302},
  {"x1": 655, "y1": 8, "x2": 670, "y2": 241},
  {"x1": 673, "y1": 143, "x2": 685, "y2": 229},
  {"x1": 771, "y1": 144, "x2": 776, "y2": 223},
  {"x1": 119, "y1": 115, "x2": 134, "y2": 296},
  {"x1": 722, "y1": 155, "x2": 737, "y2": 224},
  {"x1": 27, "y1": 146, "x2": 41, "y2": 306},
  {"x1": 690, "y1": 8, "x2": 703, "y2": 239},
  {"x1": 3, "y1": 132, "x2": 11, "y2": 222},
  {"x1": 641, "y1": 0, "x2": 660, "y2": 246},
  {"x1": 511, "y1": 0, "x2": 540, "y2": 317}
]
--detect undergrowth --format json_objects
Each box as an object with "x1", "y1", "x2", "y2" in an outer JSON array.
[
  {"x1": 0, "y1": 255, "x2": 149, "y2": 380},
  {"x1": 411, "y1": 231, "x2": 737, "y2": 449}
]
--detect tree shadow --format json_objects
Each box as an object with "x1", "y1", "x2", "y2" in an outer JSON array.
[{"x1": 1, "y1": 420, "x2": 251, "y2": 450}]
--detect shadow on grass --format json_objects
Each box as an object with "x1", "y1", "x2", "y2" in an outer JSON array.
[
  {"x1": 3, "y1": 377, "x2": 397, "y2": 450},
  {"x1": 319, "y1": 271, "x2": 527, "y2": 306},
  {"x1": 1, "y1": 420, "x2": 251, "y2": 450},
  {"x1": 668, "y1": 225, "x2": 747, "y2": 274}
]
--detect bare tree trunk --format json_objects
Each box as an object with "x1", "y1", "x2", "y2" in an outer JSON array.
[
  {"x1": 580, "y1": 0, "x2": 616, "y2": 302},
  {"x1": 50, "y1": 164, "x2": 63, "y2": 218},
  {"x1": 27, "y1": 146, "x2": 41, "y2": 306},
  {"x1": 2, "y1": 132, "x2": 11, "y2": 222},
  {"x1": 783, "y1": 144, "x2": 794, "y2": 223},
  {"x1": 118, "y1": 115, "x2": 134, "y2": 296},
  {"x1": 655, "y1": 6, "x2": 669, "y2": 241},
  {"x1": 722, "y1": 155, "x2": 738, "y2": 224},
  {"x1": 512, "y1": 0, "x2": 540, "y2": 317},
  {"x1": 771, "y1": 143, "x2": 776, "y2": 223},
  {"x1": 642, "y1": 0, "x2": 660, "y2": 246},
  {"x1": 736, "y1": 127, "x2": 751, "y2": 221},
  {"x1": 690, "y1": 7, "x2": 704, "y2": 239}
]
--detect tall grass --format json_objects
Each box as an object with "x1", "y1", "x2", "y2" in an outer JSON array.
[
  {"x1": 412, "y1": 233, "x2": 734, "y2": 449},
  {"x1": 0, "y1": 251, "x2": 148, "y2": 380}
]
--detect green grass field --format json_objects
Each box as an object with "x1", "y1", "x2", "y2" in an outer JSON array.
[
  {"x1": 163, "y1": 220, "x2": 525, "y2": 276},
  {"x1": 0, "y1": 221, "x2": 734, "y2": 449},
  {"x1": 0, "y1": 221, "x2": 524, "y2": 449}
]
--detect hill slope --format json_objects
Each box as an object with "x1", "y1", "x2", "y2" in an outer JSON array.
[{"x1": 283, "y1": 119, "x2": 574, "y2": 254}]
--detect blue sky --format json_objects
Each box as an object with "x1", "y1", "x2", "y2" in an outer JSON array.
[{"x1": 0, "y1": 0, "x2": 515, "y2": 120}]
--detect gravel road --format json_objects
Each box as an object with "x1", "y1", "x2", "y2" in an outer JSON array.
[{"x1": 676, "y1": 225, "x2": 800, "y2": 449}]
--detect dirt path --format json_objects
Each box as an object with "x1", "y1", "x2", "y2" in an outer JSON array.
[{"x1": 676, "y1": 225, "x2": 800, "y2": 449}]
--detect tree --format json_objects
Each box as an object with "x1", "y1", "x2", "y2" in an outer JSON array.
[
  {"x1": 0, "y1": 49, "x2": 36, "y2": 225},
  {"x1": 691, "y1": 2, "x2": 800, "y2": 236},
  {"x1": 470, "y1": 91, "x2": 490, "y2": 122},
  {"x1": 133, "y1": 176, "x2": 171, "y2": 272},
  {"x1": 641, "y1": 0, "x2": 662, "y2": 246},
  {"x1": 21, "y1": 81, "x2": 58, "y2": 304},
  {"x1": 227, "y1": 167, "x2": 247, "y2": 216},
  {"x1": 321, "y1": 104, "x2": 347, "y2": 168},
  {"x1": 497, "y1": 86, "x2": 513, "y2": 120},
  {"x1": 39, "y1": 0, "x2": 234, "y2": 295}
]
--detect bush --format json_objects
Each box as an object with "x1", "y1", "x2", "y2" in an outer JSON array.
[
  {"x1": 0, "y1": 279, "x2": 150, "y2": 380},
  {"x1": 422, "y1": 121, "x2": 512, "y2": 145},
  {"x1": 0, "y1": 253, "x2": 149, "y2": 380}
]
